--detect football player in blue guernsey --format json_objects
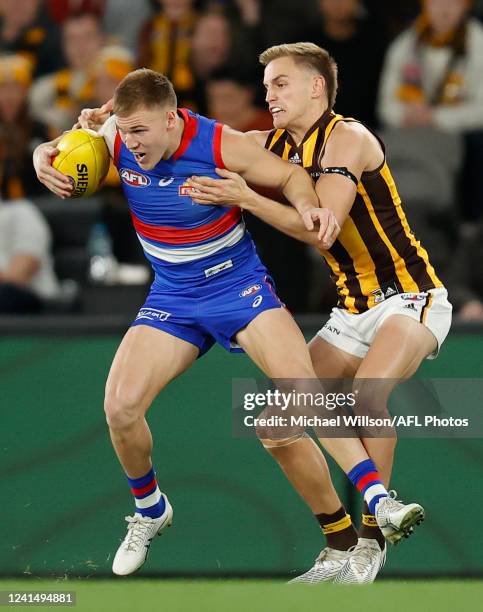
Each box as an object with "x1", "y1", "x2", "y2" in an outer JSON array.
[{"x1": 33, "y1": 68, "x2": 423, "y2": 578}]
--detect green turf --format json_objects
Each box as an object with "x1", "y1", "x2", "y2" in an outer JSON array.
[{"x1": 1, "y1": 579, "x2": 481, "y2": 612}]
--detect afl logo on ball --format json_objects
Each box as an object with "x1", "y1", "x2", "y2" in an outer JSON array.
[{"x1": 120, "y1": 168, "x2": 151, "y2": 187}]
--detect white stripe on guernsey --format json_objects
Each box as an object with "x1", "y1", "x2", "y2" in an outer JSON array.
[
  {"x1": 137, "y1": 222, "x2": 245, "y2": 263},
  {"x1": 363, "y1": 483, "x2": 387, "y2": 506},
  {"x1": 135, "y1": 486, "x2": 162, "y2": 509}
]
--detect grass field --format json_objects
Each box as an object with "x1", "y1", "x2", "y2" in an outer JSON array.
[{"x1": 1, "y1": 579, "x2": 481, "y2": 612}]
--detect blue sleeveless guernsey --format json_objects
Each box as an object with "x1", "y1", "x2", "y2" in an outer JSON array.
[{"x1": 113, "y1": 108, "x2": 283, "y2": 354}]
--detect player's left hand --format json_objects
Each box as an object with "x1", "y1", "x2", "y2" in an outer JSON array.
[
  {"x1": 187, "y1": 168, "x2": 249, "y2": 207},
  {"x1": 73, "y1": 99, "x2": 113, "y2": 131},
  {"x1": 302, "y1": 208, "x2": 340, "y2": 249}
]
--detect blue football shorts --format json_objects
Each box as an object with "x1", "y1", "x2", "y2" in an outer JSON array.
[{"x1": 131, "y1": 267, "x2": 284, "y2": 356}]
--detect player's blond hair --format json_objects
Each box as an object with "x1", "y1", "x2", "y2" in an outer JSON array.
[
  {"x1": 259, "y1": 42, "x2": 338, "y2": 109},
  {"x1": 113, "y1": 68, "x2": 177, "y2": 116}
]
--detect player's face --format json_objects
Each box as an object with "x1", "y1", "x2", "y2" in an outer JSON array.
[
  {"x1": 116, "y1": 106, "x2": 175, "y2": 170},
  {"x1": 263, "y1": 57, "x2": 320, "y2": 129}
]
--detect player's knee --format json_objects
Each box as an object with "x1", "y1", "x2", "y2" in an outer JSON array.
[
  {"x1": 104, "y1": 387, "x2": 145, "y2": 431},
  {"x1": 259, "y1": 435, "x2": 305, "y2": 453},
  {"x1": 260, "y1": 437, "x2": 288, "y2": 456}
]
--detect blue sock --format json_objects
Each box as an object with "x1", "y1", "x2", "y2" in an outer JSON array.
[
  {"x1": 127, "y1": 467, "x2": 166, "y2": 518},
  {"x1": 347, "y1": 459, "x2": 388, "y2": 515}
]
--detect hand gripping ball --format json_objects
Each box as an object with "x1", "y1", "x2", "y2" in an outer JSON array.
[{"x1": 52, "y1": 129, "x2": 110, "y2": 197}]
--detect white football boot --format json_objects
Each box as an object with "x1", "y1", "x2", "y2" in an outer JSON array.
[
  {"x1": 334, "y1": 538, "x2": 386, "y2": 584},
  {"x1": 375, "y1": 490, "x2": 425, "y2": 545},
  {"x1": 112, "y1": 493, "x2": 173, "y2": 576},
  {"x1": 289, "y1": 547, "x2": 354, "y2": 584}
]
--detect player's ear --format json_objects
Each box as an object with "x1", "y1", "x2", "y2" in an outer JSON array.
[
  {"x1": 312, "y1": 75, "x2": 326, "y2": 99},
  {"x1": 166, "y1": 109, "x2": 177, "y2": 130}
]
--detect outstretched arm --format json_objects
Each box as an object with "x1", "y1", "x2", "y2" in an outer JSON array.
[
  {"x1": 189, "y1": 168, "x2": 339, "y2": 249},
  {"x1": 220, "y1": 127, "x2": 320, "y2": 227}
]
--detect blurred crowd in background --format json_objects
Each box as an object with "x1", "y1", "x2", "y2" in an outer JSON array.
[{"x1": 1, "y1": 0, "x2": 483, "y2": 319}]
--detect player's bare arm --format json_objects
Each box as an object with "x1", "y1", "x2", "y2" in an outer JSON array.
[
  {"x1": 316, "y1": 121, "x2": 384, "y2": 229},
  {"x1": 189, "y1": 168, "x2": 339, "y2": 249},
  {"x1": 219, "y1": 127, "x2": 322, "y2": 227},
  {"x1": 228, "y1": 127, "x2": 337, "y2": 234},
  {"x1": 245, "y1": 129, "x2": 271, "y2": 147},
  {"x1": 188, "y1": 127, "x2": 339, "y2": 244}
]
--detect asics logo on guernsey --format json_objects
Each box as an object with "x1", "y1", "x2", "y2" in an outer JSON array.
[
  {"x1": 120, "y1": 168, "x2": 151, "y2": 187},
  {"x1": 158, "y1": 177, "x2": 175, "y2": 187}
]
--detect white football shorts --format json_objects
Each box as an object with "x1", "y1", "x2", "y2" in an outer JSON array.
[{"x1": 317, "y1": 287, "x2": 452, "y2": 360}]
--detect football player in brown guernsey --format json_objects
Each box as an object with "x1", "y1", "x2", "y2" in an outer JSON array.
[{"x1": 188, "y1": 42, "x2": 452, "y2": 584}]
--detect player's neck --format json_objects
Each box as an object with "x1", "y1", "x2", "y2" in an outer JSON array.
[
  {"x1": 287, "y1": 104, "x2": 329, "y2": 146},
  {"x1": 164, "y1": 114, "x2": 185, "y2": 159}
]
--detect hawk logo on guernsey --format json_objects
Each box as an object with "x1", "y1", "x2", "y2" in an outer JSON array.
[
  {"x1": 120, "y1": 168, "x2": 151, "y2": 187},
  {"x1": 371, "y1": 289, "x2": 385, "y2": 304},
  {"x1": 371, "y1": 283, "x2": 399, "y2": 304},
  {"x1": 240, "y1": 284, "x2": 262, "y2": 298}
]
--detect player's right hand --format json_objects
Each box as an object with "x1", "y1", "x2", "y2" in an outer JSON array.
[
  {"x1": 75, "y1": 98, "x2": 113, "y2": 131},
  {"x1": 302, "y1": 208, "x2": 341, "y2": 249},
  {"x1": 33, "y1": 143, "x2": 73, "y2": 199}
]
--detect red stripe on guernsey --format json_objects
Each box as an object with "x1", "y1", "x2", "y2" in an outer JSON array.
[
  {"x1": 114, "y1": 130, "x2": 122, "y2": 167},
  {"x1": 172, "y1": 108, "x2": 198, "y2": 160},
  {"x1": 131, "y1": 207, "x2": 242, "y2": 245},
  {"x1": 131, "y1": 478, "x2": 157, "y2": 497},
  {"x1": 213, "y1": 123, "x2": 226, "y2": 169},
  {"x1": 356, "y1": 472, "x2": 380, "y2": 493}
]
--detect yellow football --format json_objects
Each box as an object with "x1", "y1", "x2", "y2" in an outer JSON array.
[{"x1": 52, "y1": 129, "x2": 110, "y2": 198}]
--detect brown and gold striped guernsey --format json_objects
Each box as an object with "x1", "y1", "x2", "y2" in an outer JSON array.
[{"x1": 265, "y1": 110, "x2": 443, "y2": 314}]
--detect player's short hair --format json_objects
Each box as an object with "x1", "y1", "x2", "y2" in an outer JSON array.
[
  {"x1": 113, "y1": 68, "x2": 177, "y2": 116},
  {"x1": 259, "y1": 42, "x2": 338, "y2": 109}
]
